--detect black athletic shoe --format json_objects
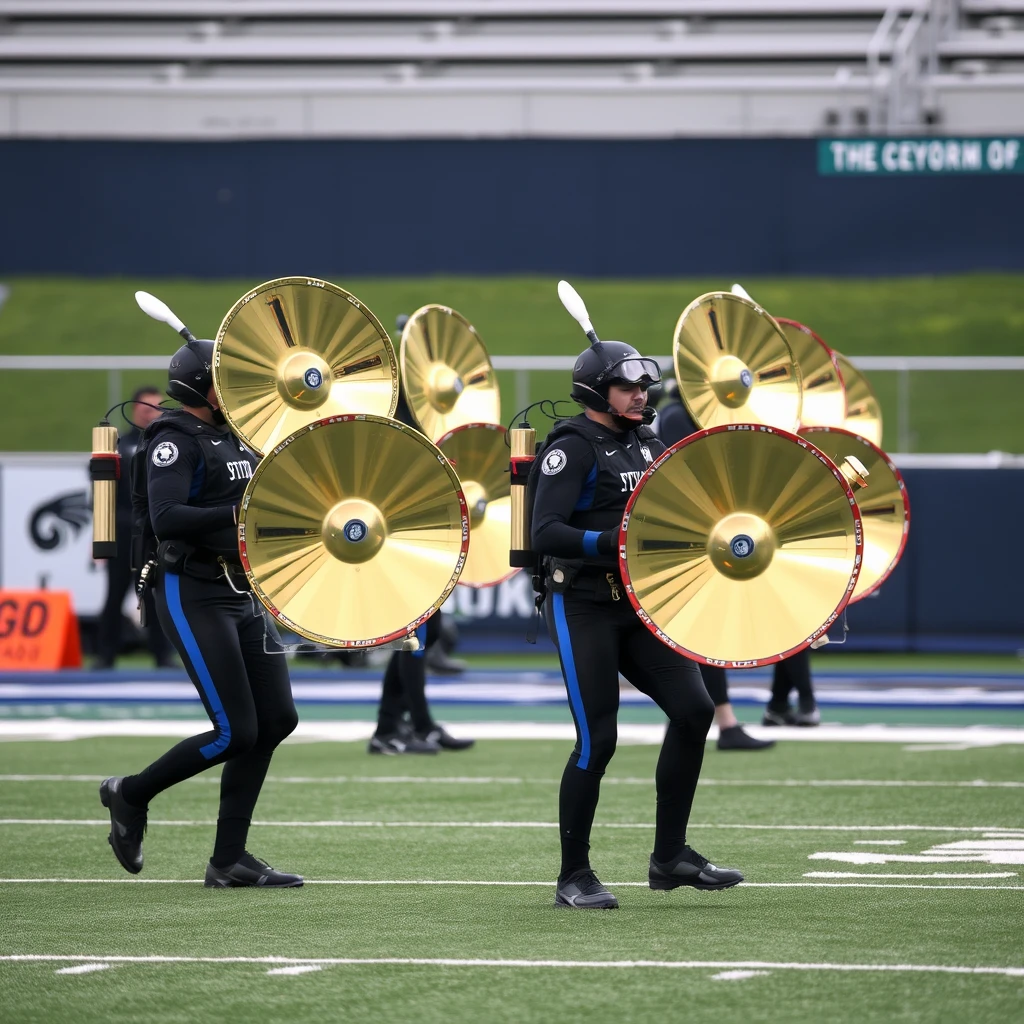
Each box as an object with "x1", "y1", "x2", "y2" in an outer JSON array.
[
  {"x1": 554, "y1": 869, "x2": 619, "y2": 909},
  {"x1": 717, "y1": 724, "x2": 775, "y2": 751},
  {"x1": 424, "y1": 648, "x2": 469, "y2": 675},
  {"x1": 204, "y1": 852, "x2": 303, "y2": 888},
  {"x1": 367, "y1": 732, "x2": 439, "y2": 755},
  {"x1": 419, "y1": 726, "x2": 475, "y2": 751},
  {"x1": 99, "y1": 776, "x2": 147, "y2": 875},
  {"x1": 649, "y1": 847, "x2": 744, "y2": 891},
  {"x1": 762, "y1": 705, "x2": 796, "y2": 726},
  {"x1": 794, "y1": 703, "x2": 821, "y2": 727}
]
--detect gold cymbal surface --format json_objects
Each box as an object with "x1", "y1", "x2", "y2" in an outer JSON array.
[
  {"x1": 401, "y1": 305, "x2": 500, "y2": 440},
  {"x1": 835, "y1": 351, "x2": 883, "y2": 447},
  {"x1": 214, "y1": 278, "x2": 399, "y2": 455},
  {"x1": 777, "y1": 318, "x2": 847, "y2": 429},
  {"x1": 436, "y1": 423, "x2": 517, "y2": 588},
  {"x1": 800, "y1": 426, "x2": 909, "y2": 602},
  {"x1": 239, "y1": 415, "x2": 468, "y2": 647},
  {"x1": 621, "y1": 426, "x2": 862, "y2": 665},
  {"x1": 673, "y1": 292, "x2": 802, "y2": 432}
]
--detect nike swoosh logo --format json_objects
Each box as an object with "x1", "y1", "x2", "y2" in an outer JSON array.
[
  {"x1": 604, "y1": 450, "x2": 616, "y2": 456},
  {"x1": 211, "y1": 440, "x2": 222, "y2": 445}
]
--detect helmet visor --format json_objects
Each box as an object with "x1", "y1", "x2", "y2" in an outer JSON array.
[{"x1": 606, "y1": 356, "x2": 662, "y2": 388}]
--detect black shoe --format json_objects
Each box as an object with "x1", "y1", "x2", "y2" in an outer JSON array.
[
  {"x1": 419, "y1": 726, "x2": 475, "y2": 751},
  {"x1": 649, "y1": 847, "x2": 744, "y2": 891},
  {"x1": 762, "y1": 705, "x2": 796, "y2": 726},
  {"x1": 717, "y1": 724, "x2": 775, "y2": 751},
  {"x1": 795, "y1": 702, "x2": 820, "y2": 726},
  {"x1": 367, "y1": 731, "x2": 440, "y2": 755},
  {"x1": 204, "y1": 852, "x2": 303, "y2": 888},
  {"x1": 424, "y1": 648, "x2": 469, "y2": 675},
  {"x1": 99, "y1": 777, "x2": 147, "y2": 875},
  {"x1": 554, "y1": 869, "x2": 618, "y2": 909}
]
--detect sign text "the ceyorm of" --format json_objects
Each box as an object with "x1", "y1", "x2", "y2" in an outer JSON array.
[{"x1": 818, "y1": 137, "x2": 1022, "y2": 175}]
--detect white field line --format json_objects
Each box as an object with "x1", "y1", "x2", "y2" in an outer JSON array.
[
  {"x1": 1, "y1": 878, "x2": 1022, "y2": 891},
  {"x1": 2, "y1": 774, "x2": 1023, "y2": 790},
  {"x1": 55, "y1": 963, "x2": 110, "y2": 975},
  {"x1": 266, "y1": 965, "x2": 321, "y2": 976},
  {"x1": 1, "y1": 720, "x2": 1022, "y2": 747},
  {"x1": 2, "y1": 819, "x2": 1023, "y2": 834},
  {"x1": 804, "y1": 872, "x2": 1017, "y2": 879},
  {"x1": 713, "y1": 970, "x2": 770, "y2": 981},
  {"x1": 3, "y1": 954, "x2": 1023, "y2": 976}
]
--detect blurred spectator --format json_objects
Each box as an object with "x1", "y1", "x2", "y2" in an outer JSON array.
[{"x1": 93, "y1": 386, "x2": 174, "y2": 669}]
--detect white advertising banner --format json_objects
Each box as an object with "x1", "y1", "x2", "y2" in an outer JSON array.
[{"x1": 0, "y1": 454, "x2": 107, "y2": 616}]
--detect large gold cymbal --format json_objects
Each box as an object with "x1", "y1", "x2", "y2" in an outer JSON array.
[
  {"x1": 436, "y1": 422, "x2": 517, "y2": 588},
  {"x1": 214, "y1": 278, "x2": 399, "y2": 455},
  {"x1": 834, "y1": 351, "x2": 883, "y2": 447},
  {"x1": 238, "y1": 416, "x2": 468, "y2": 647},
  {"x1": 620, "y1": 426, "x2": 862, "y2": 665},
  {"x1": 800, "y1": 426, "x2": 909, "y2": 603},
  {"x1": 673, "y1": 292, "x2": 802, "y2": 432},
  {"x1": 401, "y1": 305, "x2": 500, "y2": 440},
  {"x1": 776, "y1": 318, "x2": 848, "y2": 429}
]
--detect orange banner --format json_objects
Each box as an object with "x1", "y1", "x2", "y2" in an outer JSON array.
[{"x1": 0, "y1": 590, "x2": 83, "y2": 671}]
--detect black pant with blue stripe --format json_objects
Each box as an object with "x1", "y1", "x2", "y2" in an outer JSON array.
[
  {"x1": 120, "y1": 572, "x2": 298, "y2": 867},
  {"x1": 544, "y1": 586, "x2": 715, "y2": 879}
]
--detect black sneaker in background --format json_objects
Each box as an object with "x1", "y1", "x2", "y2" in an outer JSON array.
[
  {"x1": 99, "y1": 776, "x2": 147, "y2": 875},
  {"x1": 795, "y1": 703, "x2": 821, "y2": 726},
  {"x1": 419, "y1": 726, "x2": 475, "y2": 751},
  {"x1": 649, "y1": 847, "x2": 744, "y2": 891},
  {"x1": 762, "y1": 705, "x2": 796, "y2": 726},
  {"x1": 555, "y1": 869, "x2": 619, "y2": 909},
  {"x1": 367, "y1": 732, "x2": 440, "y2": 755},
  {"x1": 204, "y1": 852, "x2": 303, "y2": 888},
  {"x1": 717, "y1": 724, "x2": 775, "y2": 751}
]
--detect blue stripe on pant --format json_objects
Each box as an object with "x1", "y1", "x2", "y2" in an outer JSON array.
[
  {"x1": 551, "y1": 592, "x2": 591, "y2": 770},
  {"x1": 164, "y1": 572, "x2": 231, "y2": 759}
]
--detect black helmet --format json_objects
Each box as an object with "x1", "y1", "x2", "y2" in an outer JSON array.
[
  {"x1": 167, "y1": 339, "x2": 215, "y2": 407},
  {"x1": 570, "y1": 340, "x2": 662, "y2": 414}
]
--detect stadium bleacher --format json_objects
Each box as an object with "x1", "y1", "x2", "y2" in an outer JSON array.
[{"x1": 0, "y1": 1, "x2": 1019, "y2": 136}]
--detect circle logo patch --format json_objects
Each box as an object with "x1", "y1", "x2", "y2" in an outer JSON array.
[
  {"x1": 344, "y1": 519, "x2": 367, "y2": 543},
  {"x1": 541, "y1": 449, "x2": 567, "y2": 476},
  {"x1": 740, "y1": 369, "x2": 753, "y2": 388},
  {"x1": 304, "y1": 368, "x2": 323, "y2": 389},
  {"x1": 730, "y1": 534, "x2": 755, "y2": 558},
  {"x1": 151, "y1": 441, "x2": 179, "y2": 468}
]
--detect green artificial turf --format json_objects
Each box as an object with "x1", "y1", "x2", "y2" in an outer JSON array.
[
  {"x1": 0, "y1": 737, "x2": 1021, "y2": 1023},
  {"x1": 1, "y1": 273, "x2": 1023, "y2": 452}
]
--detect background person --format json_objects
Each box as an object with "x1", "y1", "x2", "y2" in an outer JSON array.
[{"x1": 93, "y1": 385, "x2": 174, "y2": 670}]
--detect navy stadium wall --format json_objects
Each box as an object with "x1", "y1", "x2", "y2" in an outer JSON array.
[{"x1": 1, "y1": 138, "x2": 1022, "y2": 277}]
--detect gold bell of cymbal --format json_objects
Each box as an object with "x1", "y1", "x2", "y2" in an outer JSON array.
[
  {"x1": 620, "y1": 425, "x2": 863, "y2": 665},
  {"x1": 436, "y1": 422, "x2": 516, "y2": 588},
  {"x1": 776, "y1": 319, "x2": 848, "y2": 429},
  {"x1": 673, "y1": 292, "x2": 802, "y2": 432},
  {"x1": 833, "y1": 351, "x2": 883, "y2": 447},
  {"x1": 400, "y1": 305, "x2": 500, "y2": 440},
  {"x1": 214, "y1": 277, "x2": 399, "y2": 455},
  {"x1": 238, "y1": 415, "x2": 468, "y2": 648},
  {"x1": 800, "y1": 426, "x2": 910, "y2": 603}
]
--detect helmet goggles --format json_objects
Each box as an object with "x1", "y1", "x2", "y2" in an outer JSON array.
[{"x1": 602, "y1": 356, "x2": 662, "y2": 389}]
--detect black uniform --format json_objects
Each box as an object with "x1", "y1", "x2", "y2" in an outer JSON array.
[
  {"x1": 117, "y1": 409, "x2": 298, "y2": 868},
  {"x1": 95, "y1": 424, "x2": 172, "y2": 668},
  {"x1": 532, "y1": 413, "x2": 715, "y2": 878}
]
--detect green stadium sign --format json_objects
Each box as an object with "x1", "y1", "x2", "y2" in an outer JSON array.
[{"x1": 818, "y1": 137, "x2": 1022, "y2": 175}]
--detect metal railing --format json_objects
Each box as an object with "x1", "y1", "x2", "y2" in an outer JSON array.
[{"x1": 3, "y1": 353, "x2": 1021, "y2": 455}]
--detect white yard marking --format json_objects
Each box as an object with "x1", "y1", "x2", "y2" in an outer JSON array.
[
  {"x1": 810, "y1": 837, "x2": 1024, "y2": 867},
  {"x1": 55, "y1": 963, "x2": 110, "y2": 974},
  {"x1": 805, "y1": 872, "x2": 1017, "y2": 879},
  {"x1": 3, "y1": 820, "x2": 1024, "y2": 834},
  {"x1": 1, "y1": 720, "x2": 1022, "y2": 746},
  {"x1": 3, "y1": 774, "x2": 1022, "y2": 790},
  {"x1": 3, "y1": 955, "x2": 1023, "y2": 977},
  {"x1": 712, "y1": 970, "x2": 770, "y2": 981},
  {"x1": 266, "y1": 965, "x2": 321, "y2": 976},
  {"x1": 0, "y1": 878, "x2": 1022, "y2": 891}
]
